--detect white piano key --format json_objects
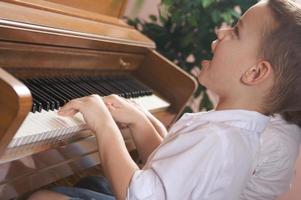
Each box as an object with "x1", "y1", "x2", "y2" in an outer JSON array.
[
  {"x1": 130, "y1": 94, "x2": 170, "y2": 112},
  {"x1": 8, "y1": 94, "x2": 170, "y2": 148}
]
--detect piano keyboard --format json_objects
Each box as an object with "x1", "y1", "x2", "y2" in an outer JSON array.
[{"x1": 9, "y1": 75, "x2": 170, "y2": 148}]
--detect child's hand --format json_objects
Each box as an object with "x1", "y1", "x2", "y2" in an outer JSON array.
[
  {"x1": 58, "y1": 94, "x2": 113, "y2": 133},
  {"x1": 103, "y1": 94, "x2": 146, "y2": 127}
]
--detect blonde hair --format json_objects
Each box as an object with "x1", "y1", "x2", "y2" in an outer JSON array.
[{"x1": 262, "y1": 0, "x2": 301, "y2": 127}]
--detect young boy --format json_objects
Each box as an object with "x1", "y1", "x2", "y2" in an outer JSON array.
[{"x1": 29, "y1": 0, "x2": 301, "y2": 199}]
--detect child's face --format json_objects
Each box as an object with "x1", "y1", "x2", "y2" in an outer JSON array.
[{"x1": 198, "y1": 2, "x2": 273, "y2": 98}]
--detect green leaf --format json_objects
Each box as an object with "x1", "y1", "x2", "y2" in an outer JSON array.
[
  {"x1": 187, "y1": 16, "x2": 198, "y2": 27},
  {"x1": 221, "y1": 12, "x2": 234, "y2": 24},
  {"x1": 200, "y1": 91, "x2": 214, "y2": 111},
  {"x1": 202, "y1": 0, "x2": 215, "y2": 8},
  {"x1": 194, "y1": 84, "x2": 204, "y2": 97},
  {"x1": 211, "y1": 10, "x2": 221, "y2": 23},
  {"x1": 162, "y1": 0, "x2": 173, "y2": 6}
]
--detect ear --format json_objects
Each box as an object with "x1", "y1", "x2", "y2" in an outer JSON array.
[{"x1": 241, "y1": 61, "x2": 273, "y2": 86}]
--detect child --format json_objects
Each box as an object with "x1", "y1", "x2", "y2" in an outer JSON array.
[{"x1": 29, "y1": 0, "x2": 301, "y2": 199}]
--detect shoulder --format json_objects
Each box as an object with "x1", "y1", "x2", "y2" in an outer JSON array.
[
  {"x1": 259, "y1": 115, "x2": 301, "y2": 168},
  {"x1": 157, "y1": 122, "x2": 238, "y2": 161},
  {"x1": 262, "y1": 115, "x2": 301, "y2": 154},
  {"x1": 170, "y1": 111, "x2": 242, "y2": 135}
]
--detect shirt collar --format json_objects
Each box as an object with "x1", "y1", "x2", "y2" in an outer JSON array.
[{"x1": 185, "y1": 109, "x2": 270, "y2": 133}]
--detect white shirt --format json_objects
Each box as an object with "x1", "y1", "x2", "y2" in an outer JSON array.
[
  {"x1": 127, "y1": 110, "x2": 270, "y2": 200},
  {"x1": 241, "y1": 115, "x2": 301, "y2": 200}
]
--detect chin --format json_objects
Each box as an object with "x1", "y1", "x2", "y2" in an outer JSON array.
[
  {"x1": 197, "y1": 69, "x2": 210, "y2": 85},
  {"x1": 198, "y1": 77, "x2": 217, "y2": 93},
  {"x1": 198, "y1": 76, "x2": 209, "y2": 88}
]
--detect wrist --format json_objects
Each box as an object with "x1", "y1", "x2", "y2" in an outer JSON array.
[
  {"x1": 128, "y1": 114, "x2": 150, "y2": 131},
  {"x1": 95, "y1": 113, "x2": 116, "y2": 133}
]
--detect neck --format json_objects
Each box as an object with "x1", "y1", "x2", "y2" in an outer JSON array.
[{"x1": 215, "y1": 96, "x2": 264, "y2": 114}]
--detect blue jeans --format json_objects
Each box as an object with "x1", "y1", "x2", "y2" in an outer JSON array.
[{"x1": 53, "y1": 176, "x2": 116, "y2": 200}]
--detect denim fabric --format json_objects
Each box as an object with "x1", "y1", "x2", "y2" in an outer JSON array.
[
  {"x1": 52, "y1": 176, "x2": 115, "y2": 200},
  {"x1": 75, "y1": 176, "x2": 114, "y2": 196},
  {"x1": 53, "y1": 186, "x2": 115, "y2": 200}
]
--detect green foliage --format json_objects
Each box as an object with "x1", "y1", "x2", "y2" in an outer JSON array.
[{"x1": 128, "y1": 0, "x2": 258, "y2": 111}]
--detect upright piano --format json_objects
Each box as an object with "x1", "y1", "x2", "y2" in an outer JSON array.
[{"x1": 0, "y1": 0, "x2": 197, "y2": 199}]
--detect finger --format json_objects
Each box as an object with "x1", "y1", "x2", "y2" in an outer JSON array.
[
  {"x1": 103, "y1": 95, "x2": 122, "y2": 108},
  {"x1": 89, "y1": 94, "x2": 102, "y2": 101},
  {"x1": 103, "y1": 94, "x2": 118, "y2": 103},
  {"x1": 105, "y1": 104, "x2": 114, "y2": 111},
  {"x1": 103, "y1": 95, "x2": 113, "y2": 104},
  {"x1": 126, "y1": 99, "x2": 141, "y2": 109},
  {"x1": 73, "y1": 95, "x2": 100, "y2": 103},
  {"x1": 104, "y1": 101, "x2": 113, "y2": 107},
  {"x1": 58, "y1": 109, "x2": 79, "y2": 117},
  {"x1": 58, "y1": 99, "x2": 83, "y2": 116}
]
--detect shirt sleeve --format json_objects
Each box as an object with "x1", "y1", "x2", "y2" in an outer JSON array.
[
  {"x1": 126, "y1": 123, "x2": 231, "y2": 200},
  {"x1": 126, "y1": 169, "x2": 165, "y2": 200}
]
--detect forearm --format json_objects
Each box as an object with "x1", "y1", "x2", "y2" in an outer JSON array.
[
  {"x1": 96, "y1": 121, "x2": 139, "y2": 200},
  {"x1": 144, "y1": 112, "x2": 168, "y2": 138},
  {"x1": 129, "y1": 115, "x2": 163, "y2": 163}
]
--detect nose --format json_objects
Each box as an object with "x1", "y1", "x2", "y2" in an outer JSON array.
[
  {"x1": 216, "y1": 28, "x2": 232, "y2": 40},
  {"x1": 211, "y1": 28, "x2": 232, "y2": 53}
]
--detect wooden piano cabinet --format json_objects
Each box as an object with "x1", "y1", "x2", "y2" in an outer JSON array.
[
  {"x1": 0, "y1": 68, "x2": 32, "y2": 155},
  {"x1": 45, "y1": 0, "x2": 128, "y2": 18},
  {"x1": 2, "y1": 0, "x2": 129, "y2": 27},
  {"x1": 0, "y1": 1, "x2": 154, "y2": 52},
  {"x1": 135, "y1": 50, "x2": 197, "y2": 122}
]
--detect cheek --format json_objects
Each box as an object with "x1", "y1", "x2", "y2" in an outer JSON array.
[
  {"x1": 198, "y1": 56, "x2": 239, "y2": 90},
  {"x1": 213, "y1": 46, "x2": 240, "y2": 67}
]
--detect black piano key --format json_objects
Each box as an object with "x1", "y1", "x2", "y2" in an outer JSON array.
[
  {"x1": 116, "y1": 76, "x2": 140, "y2": 98},
  {"x1": 31, "y1": 101, "x2": 37, "y2": 113},
  {"x1": 23, "y1": 74, "x2": 154, "y2": 112},
  {"x1": 89, "y1": 76, "x2": 118, "y2": 95},
  {"x1": 28, "y1": 79, "x2": 62, "y2": 109},
  {"x1": 22, "y1": 81, "x2": 51, "y2": 111},
  {"x1": 48, "y1": 77, "x2": 78, "y2": 99},
  {"x1": 114, "y1": 76, "x2": 140, "y2": 98},
  {"x1": 32, "y1": 93, "x2": 50, "y2": 111},
  {"x1": 82, "y1": 82, "x2": 105, "y2": 96},
  {"x1": 44, "y1": 77, "x2": 77, "y2": 100},
  {"x1": 64, "y1": 76, "x2": 90, "y2": 97},
  {"x1": 32, "y1": 79, "x2": 68, "y2": 107},
  {"x1": 37, "y1": 77, "x2": 73, "y2": 107},
  {"x1": 58, "y1": 77, "x2": 87, "y2": 98},
  {"x1": 86, "y1": 76, "x2": 108, "y2": 95},
  {"x1": 121, "y1": 78, "x2": 146, "y2": 97},
  {"x1": 96, "y1": 77, "x2": 125, "y2": 97},
  {"x1": 106, "y1": 76, "x2": 132, "y2": 98},
  {"x1": 23, "y1": 80, "x2": 58, "y2": 110},
  {"x1": 74, "y1": 76, "x2": 106, "y2": 96},
  {"x1": 33, "y1": 99, "x2": 42, "y2": 112},
  {"x1": 128, "y1": 78, "x2": 153, "y2": 96}
]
